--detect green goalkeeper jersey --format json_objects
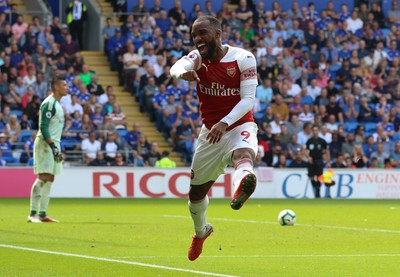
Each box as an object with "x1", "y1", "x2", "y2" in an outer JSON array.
[{"x1": 37, "y1": 95, "x2": 65, "y2": 143}]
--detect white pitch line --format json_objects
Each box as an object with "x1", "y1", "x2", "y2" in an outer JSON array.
[
  {"x1": 163, "y1": 215, "x2": 400, "y2": 234},
  {"x1": 0, "y1": 244, "x2": 238, "y2": 277},
  {"x1": 112, "y1": 254, "x2": 400, "y2": 259}
]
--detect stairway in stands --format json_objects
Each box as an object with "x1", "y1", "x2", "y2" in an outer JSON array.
[{"x1": 81, "y1": 51, "x2": 184, "y2": 166}]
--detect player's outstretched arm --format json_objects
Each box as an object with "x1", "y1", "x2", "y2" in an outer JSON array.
[{"x1": 170, "y1": 51, "x2": 201, "y2": 82}]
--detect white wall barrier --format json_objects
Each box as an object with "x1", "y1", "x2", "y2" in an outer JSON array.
[{"x1": 1, "y1": 167, "x2": 399, "y2": 199}]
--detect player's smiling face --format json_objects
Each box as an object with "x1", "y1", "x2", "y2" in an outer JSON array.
[{"x1": 192, "y1": 20, "x2": 218, "y2": 60}]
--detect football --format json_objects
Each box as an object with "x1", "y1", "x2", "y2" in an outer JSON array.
[{"x1": 278, "y1": 209, "x2": 296, "y2": 226}]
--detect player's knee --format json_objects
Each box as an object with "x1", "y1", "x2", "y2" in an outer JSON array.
[
  {"x1": 189, "y1": 185, "x2": 208, "y2": 202},
  {"x1": 232, "y1": 148, "x2": 254, "y2": 163}
]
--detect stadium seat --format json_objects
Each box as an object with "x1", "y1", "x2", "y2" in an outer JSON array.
[
  {"x1": 344, "y1": 122, "x2": 358, "y2": 133},
  {"x1": 117, "y1": 129, "x2": 128, "y2": 137},
  {"x1": 10, "y1": 110, "x2": 23, "y2": 120},
  {"x1": 380, "y1": 28, "x2": 390, "y2": 38},
  {"x1": 19, "y1": 130, "x2": 33, "y2": 143},
  {"x1": 364, "y1": 122, "x2": 377, "y2": 134}
]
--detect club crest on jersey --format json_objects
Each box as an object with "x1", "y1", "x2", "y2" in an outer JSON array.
[{"x1": 226, "y1": 66, "x2": 236, "y2": 77}]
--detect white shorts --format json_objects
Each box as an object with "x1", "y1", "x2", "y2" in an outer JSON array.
[
  {"x1": 33, "y1": 137, "x2": 63, "y2": 176},
  {"x1": 191, "y1": 122, "x2": 258, "y2": 185}
]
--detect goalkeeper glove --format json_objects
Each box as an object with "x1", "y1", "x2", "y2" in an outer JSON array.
[{"x1": 49, "y1": 142, "x2": 63, "y2": 163}]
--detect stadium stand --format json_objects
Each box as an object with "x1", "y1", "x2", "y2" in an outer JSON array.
[{"x1": 0, "y1": 0, "x2": 399, "y2": 169}]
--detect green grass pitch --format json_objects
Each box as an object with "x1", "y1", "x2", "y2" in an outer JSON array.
[{"x1": 1, "y1": 198, "x2": 400, "y2": 276}]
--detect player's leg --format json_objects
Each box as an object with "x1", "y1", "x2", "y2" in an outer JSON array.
[
  {"x1": 38, "y1": 156, "x2": 63, "y2": 222},
  {"x1": 225, "y1": 122, "x2": 258, "y2": 210},
  {"x1": 230, "y1": 148, "x2": 257, "y2": 210},
  {"x1": 187, "y1": 126, "x2": 224, "y2": 261},
  {"x1": 188, "y1": 181, "x2": 214, "y2": 261},
  {"x1": 37, "y1": 173, "x2": 58, "y2": 222},
  {"x1": 189, "y1": 181, "x2": 214, "y2": 237},
  {"x1": 28, "y1": 138, "x2": 48, "y2": 223},
  {"x1": 28, "y1": 177, "x2": 45, "y2": 223}
]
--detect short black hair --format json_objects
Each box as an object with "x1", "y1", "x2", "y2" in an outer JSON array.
[
  {"x1": 51, "y1": 76, "x2": 65, "y2": 88},
  {"x1": 195, "y1": 15, "x2": 221, "y2": 31}
]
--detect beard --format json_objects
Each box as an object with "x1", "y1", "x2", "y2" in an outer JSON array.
[{"x1": 201, "y1": 38, "x2": 217, "y2": 60}]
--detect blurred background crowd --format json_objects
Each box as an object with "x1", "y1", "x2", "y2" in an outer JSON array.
[{"x1": 0, "y1": 0, "x2": 399, "y2": 169}]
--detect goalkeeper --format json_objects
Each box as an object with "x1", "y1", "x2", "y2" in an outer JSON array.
[{"x1": 27, "y1": 76, "x2": 69, "y2": 223}]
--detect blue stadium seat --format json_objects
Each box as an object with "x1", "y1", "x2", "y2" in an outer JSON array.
[
  {"x1": 117, "y1": 129, "x2": 128, "y2": 137},
  {"x1": 344, "y1": 122, "x2": 358, "y2": 133},
  {"x1": 10, "y1": 110, "x2": 23, "y2": 120},
  {"x1": 27, "y1": 157, "x2": 34, "y2": 166},
  {"x1": 364, "y1": 122, "x2": 377, "y2": 134},
  {"x1": 380, "y1": 28, "x2": 390, "y2": 38},
  {"x1": 19, "y1": 130, "x2": 33, "y2": 143}
]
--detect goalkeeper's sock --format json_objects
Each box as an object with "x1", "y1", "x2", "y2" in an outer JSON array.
[
  {"x1": 39, "y1": 181, "x2": 53, "y2": 213},
  {"x1": 30, "y1": 179, "x2": 44, "y2": 213},
  {"x1": 189, "y1": 196, "x2": 209, "y2": 238}
]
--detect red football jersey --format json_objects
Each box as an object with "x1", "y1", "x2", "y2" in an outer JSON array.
[{"x1": 185, "y1": 45, "x2": 258, "y2": 130}]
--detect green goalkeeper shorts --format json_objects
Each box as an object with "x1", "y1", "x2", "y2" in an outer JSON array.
[{"x1": 33, "y1": 137, "x2": 63, "y2": 176}]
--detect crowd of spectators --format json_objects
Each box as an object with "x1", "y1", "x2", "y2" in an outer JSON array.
[
  {"x1": 0, "y1": 0, "x2": 399, "y2": 169},
  {"x1": 0, "y1": 0, "x2": 175, "y2": 167},
  {"x1": 102, "y1": 0, "x2": 400, "y2": 169}
]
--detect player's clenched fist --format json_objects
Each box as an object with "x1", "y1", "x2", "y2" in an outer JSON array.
[
  {"x1": 49, "y1": 142, "x2": 63, "y2": 163},
  {"x1": 180, "y1": 70, "x2": 200, "y2": 82}
]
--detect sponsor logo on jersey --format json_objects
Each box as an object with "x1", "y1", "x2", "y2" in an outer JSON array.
[
  {"x1": 198, "y1": 82, "x2": 240, "y2": 96},
  {"x1": 46, "y1": 112, "x2": 52, "y2": 119},
  {"x1": 226, "y1": 66, "x2": 236, "y2": 77}
]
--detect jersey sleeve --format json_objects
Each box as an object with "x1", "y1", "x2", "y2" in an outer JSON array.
[
  {"x1": 39, "y1": 100, "x2": 56, "y2": 140},
  {"x1": 238, "y1": 51, "x2": 258, "y2": 86},
  {"x1": 170, "y1": 50, "x2": 202, "y2": 79}
]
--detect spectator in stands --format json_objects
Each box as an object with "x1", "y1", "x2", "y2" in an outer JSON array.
[
  {"x1": 152, "y1": 84, "x2": 169, "y2": 132},
  {"x1": 271, "y1": 94, "x2": 289, "y2": 121},
  {"x1": 0, "y1": 132, "x2": 13, "y2": 162},
  {"x1": 88, "y1": 150, "x2": 107, "y2": 166},
  {"x1": 79, "y1": 64, "x2": 94, "y2": 86},
  {"x1": 101, "y1": 131, "x2": 120, "y2": 162},
  {"x1": 81, "y1": 130, "x2": 101, "y2": 164},
  {"x1": 298, "y1": 103, "x2": 314, "y2": 124},
  {"x1": 176, "y1": 115, "x2": 194, "y2": 161},
  {"x1": 289, "y1": 150, "x2": 307, "y2": 168},
  {"x1": 83, "y1": 94, "x2": 97, "y2": 116},
  {"x1": 102, "y1": 17, "x2": 116, "y2": 55},
  {"x1": 107, "y1": 28, "x2": 126, "y2": 71},
  {"x1": 297, "y1": 122, "x2": 312, "y2": 146},
  {"x1": 3, "y1": 83, "x2": 21, "y2": 109},
  {"x1": 61, "y1": 34, "x2": 80, "y2": 62},
  {"x1": 110, "y1": 151, "x2": 128, "y2": 166},
  {"x1": 331, "y1": 153, "x2": 346, "y2": 168},
  {"x1": 101, "y1": 93, "x2": 120, "y2": 116},
  {"x1": 65, "y1": 0, "x2": 87, "y2": 48},
  {"x1": 19, "y1": 131, "x2": 35, "y2": 164},
  {"x1": 65, "y1": 94, "x2": 83, "y2": 116},
  {"x1": 86, "y1": 75, "x2": 104, "y2": 97},
  {"x1": 342, "y1": 132, "x2": 356, "y2": 157},
  {"x1": 370, "y1": 142, "x2": 389, "y2": 168},
  {"x1": 90, "y1": 104, "x2": 104, "y2": 130},
  {"x1": 108, "y1": 103, "x2": 127, "y2": 130},
  {"x1": 5, "y1": 114, "x2": 20, "y2": 143},
  {"x1": 130, "y1": 133, "x2": 150, "y2": 166},
  {"x1": 25, "y1": 95, "x2": 40, "y2": 129},
  {"x1": 122, "y1": 44, "x2": 141, "y2": 91},
  {"x1": 21, "y1": 86, "x2": 35, "y2": 110},
  {"x1": 124, "y1": 122, "x2": 143, "y2": 149},
  {"x1": 155, "y1": 150, "x2": 176, "y2": 168},
  {"x1": 19, "y1": 113, "x2": 32, "y2": 130},
  {"x1": 144, "y1": 141, "x2": 161, "y2": 167}
]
